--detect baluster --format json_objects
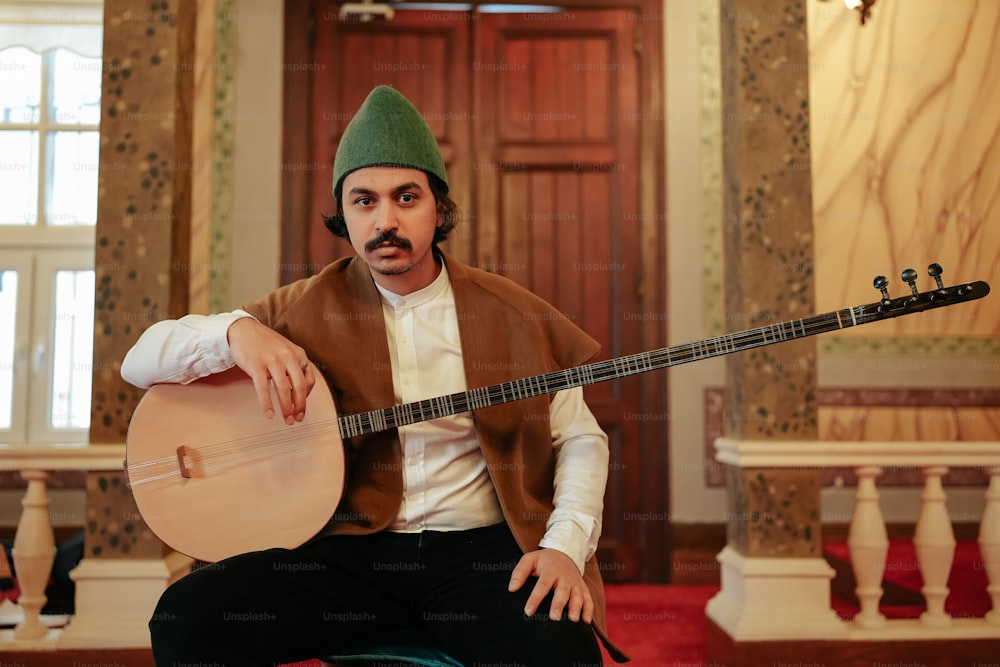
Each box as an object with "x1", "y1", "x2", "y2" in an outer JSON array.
[
  {"x1": 11, "y1": 469, "x2": 57, "y2": 640},
  {"x1": 980, "y1": 465, "x2": 1000, "y2": 625},
  {"x1": 914, "y1": 465, "x2": 955, "y2": 627},
  {"x1": 847, "y1": 465, "x2": 888, "y2": 627}
]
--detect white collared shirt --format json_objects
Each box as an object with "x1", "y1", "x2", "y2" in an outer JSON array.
[
  {"x1": 121, "y1": 266, "x2": 608, "y2": 571},
  {"x1": 374, "y1": 265, "x2": 505, "y2": 533}
]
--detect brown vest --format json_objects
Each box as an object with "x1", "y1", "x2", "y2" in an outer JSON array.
[{"x1": 242, "y1": 251, "x2": 628, "y2": 661}]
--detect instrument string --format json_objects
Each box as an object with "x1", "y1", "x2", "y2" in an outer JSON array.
[
  {"x1": 128, "y1": 436, "x2": 334, "y2": 486},
  {"x1": 350, "y1": 310, "x2": 848, "y2": 432},
  {"x1": 127, "y1": 284, "x2": 982, "y2": 487},
  {"x1": 127, "y1": 419, "x2": 344, "y2": 485},
  {"x1": 194, "y1": 421, "x2": 342, "y2": 462},
  {"x1": 129, "y1": 310, "x2": 857, "y2": 485}
]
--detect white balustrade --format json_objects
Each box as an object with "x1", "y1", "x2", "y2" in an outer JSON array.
[
  {"x1": 3, "y1": 439, "x2": 998, "y2": 650},
  {"x1": 0, "y1": 444, "x2": 127, "y2": 648},
  {"x1": 11, "y1": 469, "x2": 56, "y2": 640},
  {"x1": 914, "y1": 465, "x2": 956, "y2": 627},
  {"x1": 982, "y1": 466, "x2": 1000, "y2": 626},
  {"x1": 713, "y1": 438, "x2": 1000, "y2": 641},
  {"x1": 847, "y1": 465, "x2": 888, "y2": 628}
]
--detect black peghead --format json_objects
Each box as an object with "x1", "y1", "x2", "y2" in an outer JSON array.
[
  {"x1": 901, "y1": 268, "x2": 919, "y2": 298},
  {"x1": 927, "y1": 262, "x2": 946, "y2": 291},
  {"x1": 873, "y1": 275, "x2": 890, "y2": 303}
]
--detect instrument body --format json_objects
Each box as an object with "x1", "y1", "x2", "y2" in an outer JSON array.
[{"x1": 125, "y1": 367, "x2": 345, "y2": 563}]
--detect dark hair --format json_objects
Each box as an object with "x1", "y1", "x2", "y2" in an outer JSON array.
[{"x1": 322, "y1": 173, "x2": 458, "y2": 245}]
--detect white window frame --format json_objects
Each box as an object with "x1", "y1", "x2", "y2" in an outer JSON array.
[
  {"x1": 0, "y1": 251, "x2": 33, "y2": 443},
  {"x1": 0, "y1": 232, "x2": 94, "y2": 444},
  {"x1": 0, "y1": 2, "x2": 102, "y2": 446}
]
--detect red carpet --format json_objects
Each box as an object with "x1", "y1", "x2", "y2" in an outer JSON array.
[{"x1": 599, "y1": 583, "x2": 717, "y2": 666}]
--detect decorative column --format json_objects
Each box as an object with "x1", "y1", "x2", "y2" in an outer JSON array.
[
  {"x1": 58, "y1": 0, "x2": 215, "y2": 648},
  {"x1": 706, "y1": 0, "x2": 844, "y2": 643}
]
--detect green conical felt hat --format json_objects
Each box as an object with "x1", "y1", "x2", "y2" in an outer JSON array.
[{"x1": 333, "y1": 85, "x2": 449, "y2": 199}]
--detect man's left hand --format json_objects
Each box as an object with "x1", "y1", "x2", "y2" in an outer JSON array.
[{"x1": 508, "y1": 549, "x2": 593, "y2": 624}]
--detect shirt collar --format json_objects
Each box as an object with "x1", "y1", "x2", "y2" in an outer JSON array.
[{"x1": 375, "y1": 261, "x2": 451, "y2": 310}]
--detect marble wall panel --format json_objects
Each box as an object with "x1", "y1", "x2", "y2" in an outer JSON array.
[
  {"x1": 808, "y1": 0, "x2": 1000, "y2": 343},
  {"x1": 703, "y1": 0, "x2": 1000, "y2": 354}
]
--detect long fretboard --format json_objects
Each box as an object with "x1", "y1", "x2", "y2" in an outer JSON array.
[{"x1": 337, "y1": 272, "x2": 990, "y2": 440}]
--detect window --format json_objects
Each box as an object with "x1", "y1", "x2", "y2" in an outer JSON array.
[{"x1": 0, "y1": 3, "x2": 102, "y2": 445}]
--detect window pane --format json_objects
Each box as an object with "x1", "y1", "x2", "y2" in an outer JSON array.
[
  {"x1": 50, "y1": 49, "x2": 101, "y2": 126},
  {"x1": 0, "y1": 270, "x2": 17, "y2": 429},
  {"x1": 48, "y1": 131, "x2": 99, "y2": 226},
  {"x1": 0, "y1": 47, "x2": 41, "y2": 124},
  {"x1": 0, "y1": 131, "x2": 40, "y2": 225},
  {"x1": 51, "y1": 270, "x2": 94, "y2": 429}
]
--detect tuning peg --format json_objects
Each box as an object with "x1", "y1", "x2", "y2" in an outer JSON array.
[
  {"x1": 873, "y1": 275, "x2": 890, "y2": 303},
  {"x1": 901, "y1": 268, "x2": 919, "y2": 298},
  {"x1": 927, "y1": 262, "x2": 946, "y2": 291}
]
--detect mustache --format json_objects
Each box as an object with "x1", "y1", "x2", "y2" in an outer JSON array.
[{"x1": 364, "y1": 230, "x2": 413, "y2": 253}]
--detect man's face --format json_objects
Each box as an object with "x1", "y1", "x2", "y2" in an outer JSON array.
[{"x1": 341, "y1": 166, "x2": 443, "y2": 294}]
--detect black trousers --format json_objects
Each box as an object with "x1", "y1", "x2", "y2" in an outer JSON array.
[{"x1": 150, "y1": 523, "x2": 603, "y2": 667}]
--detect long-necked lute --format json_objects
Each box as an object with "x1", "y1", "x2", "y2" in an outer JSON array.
[{"x1": 124, "y1": 263, "x2": 990, "y2": 562}]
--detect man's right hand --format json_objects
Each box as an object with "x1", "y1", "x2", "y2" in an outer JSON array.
[{"x1": 226, "y1": 317, "x2": 315, "y2": 425}]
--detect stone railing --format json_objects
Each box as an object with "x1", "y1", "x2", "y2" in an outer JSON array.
[
  {"x1": 0, "y1": 443, "x2": 186, "y2": 651},
  {"x1": 709, "y1": 438, "x2": 1000, "y2": 642},
  {"x1": 0, "y1": 444, "x2": 124, "y2": 647}
]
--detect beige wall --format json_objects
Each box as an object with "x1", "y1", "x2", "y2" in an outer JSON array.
[
  {"x1": 226, "y1": 0, "x2": 283, "y2": 309},
  {"x1": 664, "y1": 1, "x2": 729, "y2": 523}
]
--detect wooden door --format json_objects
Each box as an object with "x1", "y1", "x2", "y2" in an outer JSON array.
[
  {"x1": 472, "y1": 9, "x2": 643, "y2": 580},
  {"x1": 285, "y1": 1, "x2": 668, "y2": 582}
]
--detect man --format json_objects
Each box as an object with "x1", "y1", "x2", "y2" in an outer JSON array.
[{"x1": 122, "y1": 85, "x2": 627, "y2": 666}]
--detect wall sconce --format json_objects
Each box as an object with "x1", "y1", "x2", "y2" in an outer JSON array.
[{"x1": 821, "y1": 0, "x2": 877, "y2": 25}]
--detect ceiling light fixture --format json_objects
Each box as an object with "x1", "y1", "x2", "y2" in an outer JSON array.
[
  {"x1": 820, "y1": 0, "x2": 877, "y2": 25},
  {"x1": 340, "y1": 0, "x2": 396, "y2": 22}
]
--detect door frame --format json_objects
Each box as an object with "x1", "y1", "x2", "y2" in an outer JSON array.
[{"x1": 280, "y1": 0, "x2": 671, "y2": 582}]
